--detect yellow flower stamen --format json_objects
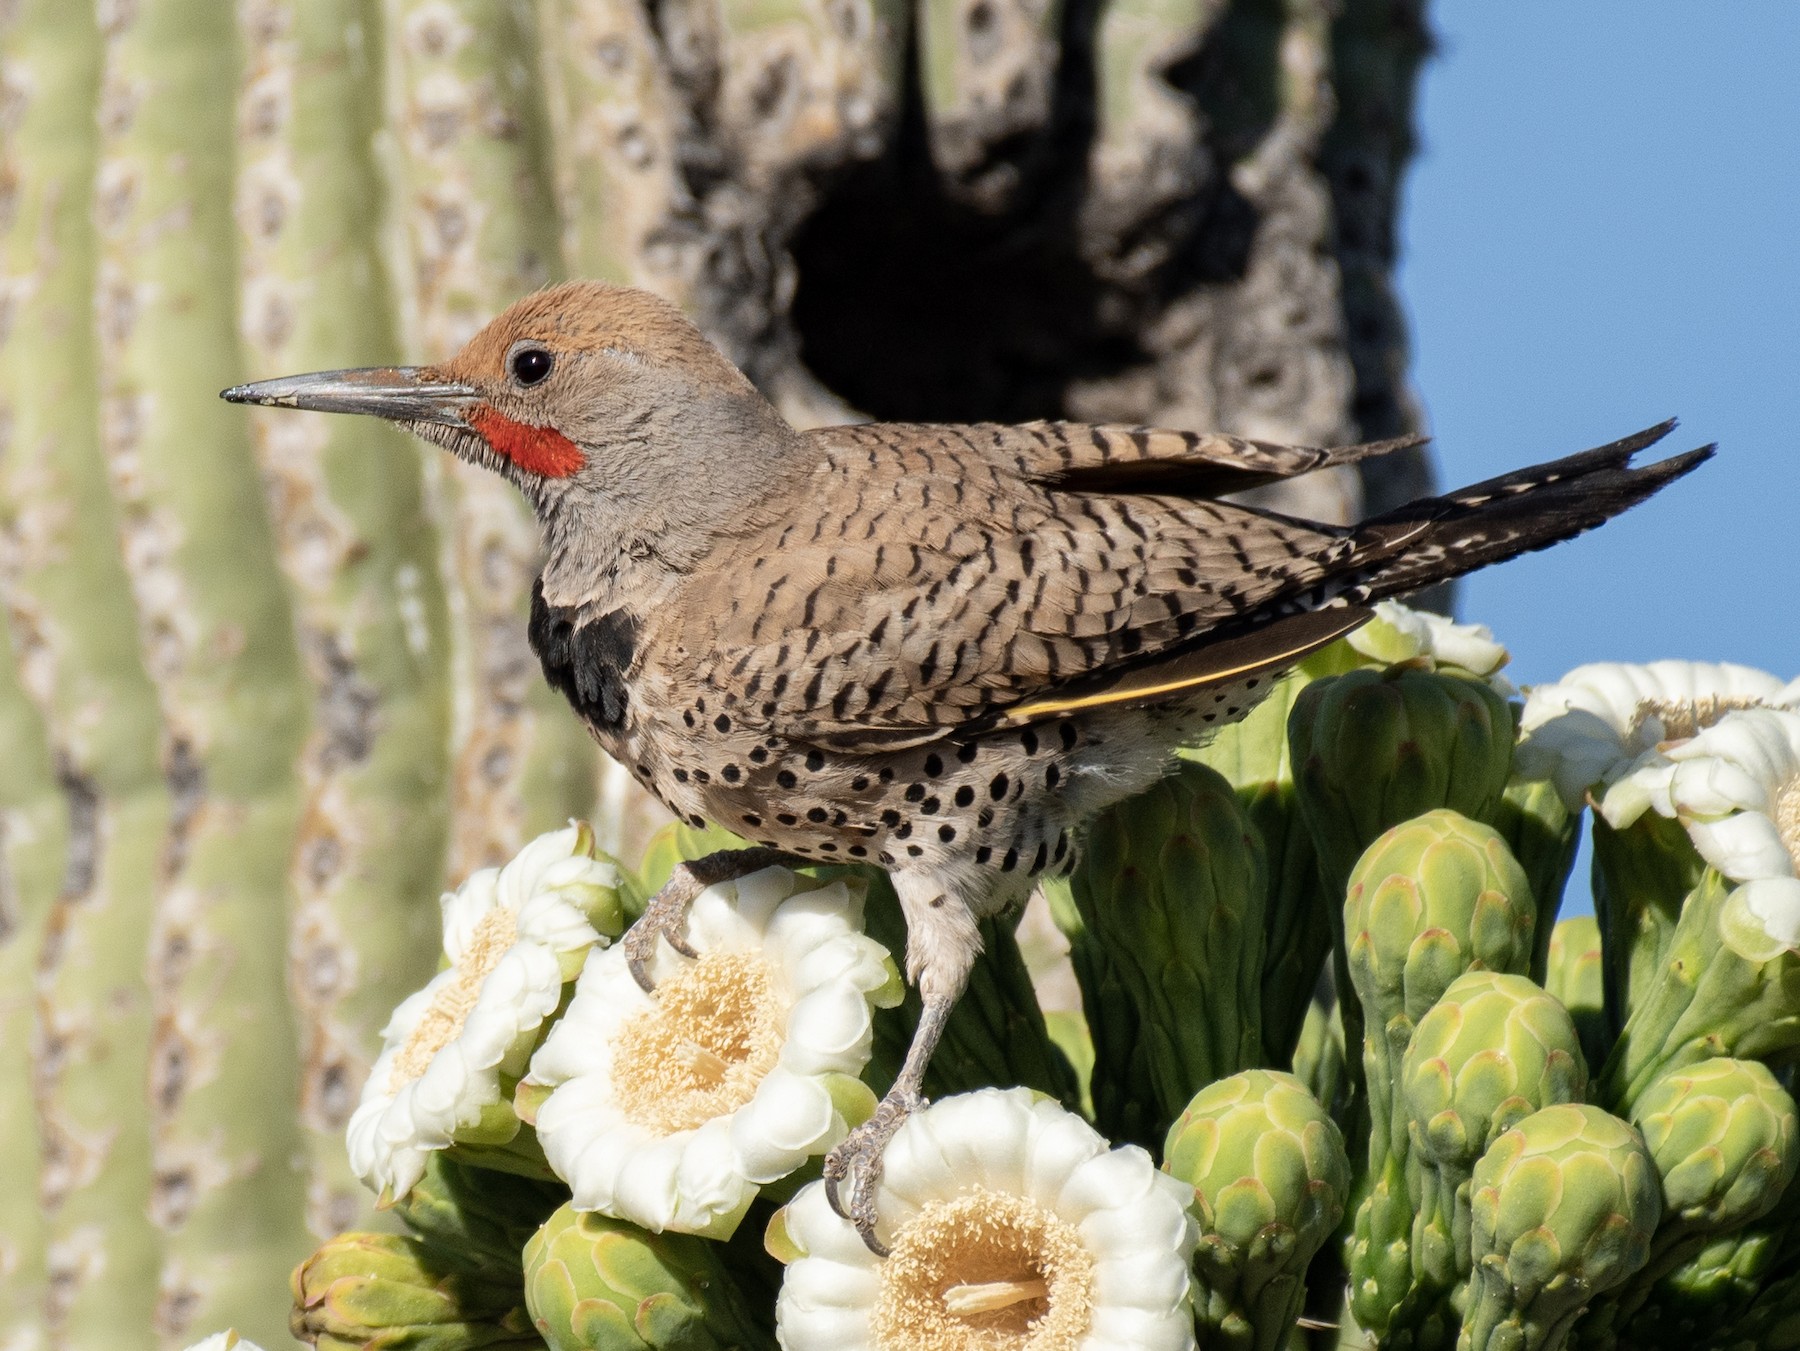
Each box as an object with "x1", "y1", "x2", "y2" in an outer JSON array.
[
  {"x1": 873, "y1": 1188, "x2": 1095, "y2": 1351},
  {"x1": 612, "y1": 952, "x2": 784, "y2": 1132},
  {"x1": 1776, "y1": 775, "x2": 1800, "y2": 872},
  {"x1": 1635, "y1": 694, "x2": 1765, "y2": 743},
  {"x1": 390, "y1": 906, "x2": 519, "y2": 1091}
]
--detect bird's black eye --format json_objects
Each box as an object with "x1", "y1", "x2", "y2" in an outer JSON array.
[{"x1": 511, "y1": 347, "x2": 553, "y2": 386}]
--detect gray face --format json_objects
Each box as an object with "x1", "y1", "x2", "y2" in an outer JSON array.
[{"x1": 221, "y1": 300, "x2": 813, "y2": 593}]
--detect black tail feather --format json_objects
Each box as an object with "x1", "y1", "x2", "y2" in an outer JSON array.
[{"x1": 1343, "y1": 422, "x2": 1713, "y2": 604}]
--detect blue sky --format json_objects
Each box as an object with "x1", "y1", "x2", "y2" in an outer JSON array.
[
  {"x1": 1399, "y1": 1, "x2": 1799, "y2": 687},
  {"x1": 1397, "y1": 2, "x2": 1800, "y2": 918}
]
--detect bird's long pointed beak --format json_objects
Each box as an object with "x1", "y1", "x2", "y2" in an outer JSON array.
[{"x1": 220, "y1": 366, "x2": 478, "y2": 427}]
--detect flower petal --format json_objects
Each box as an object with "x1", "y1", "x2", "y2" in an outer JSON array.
[{"x1": 733, "y1": 1071, "x2": 841, "y2": 1183}]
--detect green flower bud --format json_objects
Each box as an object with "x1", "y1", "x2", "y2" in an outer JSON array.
[
  {"x1": 1291, "y1": 665, "x2": 1520, "y2": 1130},
  {"x1": 1577, "y1": 1060, "x2": 1800, "y2": 1350},
  {"x1": 1056, "y1": 759, "x2": 1269, "y2": 1148},
  {"x1": 1598, "y1": 872, "x2": 1800, "y2": 1114},
  {"x1": 290, "y1": 1232, "x2": 537, "y2": 1351},
  {"x1": 1544, "y1": 916, "x2": 1609, "y2": 1077},
  {"x1": 1345, "y1": 811, "x2": 1538, "y2": 1339},
  {"x1": 1347, "y1": 813, "x2": 1538, "y2": 1148},
  {"x1": 1633, "y1": 1057, "x2": 1798, "y2": 1239},
  {"x1": 1459, "y1": 1105, "x2": 1661, "y2": 1351},
  {"x1": 562, "y1": 820, "x2": 632, "y2": 942},
  {"x1": 1163, "y1": 1070, "x2": 1351, "y2": 1351},
  {"x1": 1402, "y1": 972, "x2": 1589, "y2": 1303},
  {"x1": 1657, "y1": 1220, "x2": 1787, "y2": 1317},
  {"x1": 1633, "y1": 1178, "x2": 1800, "y2": 1347},
  {"x1": 522, "y1": 1202, "x2": 772, "y2": 1351}
]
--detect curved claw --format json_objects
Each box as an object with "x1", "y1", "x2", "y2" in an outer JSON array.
[
  {"x1": 623, "y1": 917, "x2": 698, "y2": 993},
  {"x1": 822, "y1": 1089, "x2": 922, "y2": 1255},
  {"x1": 622, "y1": 847, "x2": 804, "y2": 993},
  {"x1": 622, "y1": 868, "x2": 705, "y2": 993}
]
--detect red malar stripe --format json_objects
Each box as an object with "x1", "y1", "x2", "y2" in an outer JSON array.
[{"x1": 468, "y1": 404, "x2": 586, "y2": 478}]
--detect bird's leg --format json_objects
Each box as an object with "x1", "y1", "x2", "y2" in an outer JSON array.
[
  {"x1": 823, "y1": 870, "x2": 981, "y2": 1253},
  {"x1": 624, "y1": 846, "x2": 805, "y2": 992},
  {"x1": 823, "y1": 989, "x2": 955, "y2": 1255}
]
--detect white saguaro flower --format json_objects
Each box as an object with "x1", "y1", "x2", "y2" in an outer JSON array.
[
  {"x1": 525, "y1": 865, "x2": 902, "y2": 1239},
  {"x1": 772, "y1": 1088, "x2": 1198, "y2": 1351},
  {"x1": 1346, "y1": 599, "x2": 1512, "y2": 687},
  {"x1": 1515, "y1": 660, "x2": 1800, "y2": 809},
  {"x1": 1600, "y1": 708, "x2": 1800, "y2": 958},
  {"x1": 347, "y1": 823, "x2": 622, "y2": 1201},
  {"x1": 180, "y1": 1334, "x2": 265, "y2": 1351}
]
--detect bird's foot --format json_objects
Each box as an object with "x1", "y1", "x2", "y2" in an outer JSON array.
[
  {"x1": 624, "y1": 847, "x2": 806, "y2": 992},
  {"x1": 823, "y1": 1086, "x2": 922, "y2": 1256},
  {"x1": 623, "y1": 868, "x2": 706, "y2": 992}
]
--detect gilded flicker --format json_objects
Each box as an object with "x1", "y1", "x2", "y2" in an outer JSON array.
[{"x1": 224, "y1": 280, "x2": 1709, "y2": 1246}]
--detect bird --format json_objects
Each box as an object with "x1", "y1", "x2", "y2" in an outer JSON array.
[{"x1": 224, "y1": 279, "x2": 1710, "y2": 1250}]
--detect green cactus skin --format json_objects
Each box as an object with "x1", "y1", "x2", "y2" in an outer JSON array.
[
  {"x1": 1343, "y1": 809, "x2": 1538, "y2": 1338},
  {"x1": 716, "y1": 0, "x2": 910, "y2": 183},
  {"x1": 1188, "y1": 641, "x2": 1363, "y2": 1068},
  {"x1": 1397, "y1": 972, "x2": 1589, "y2": 1346},
  {"x1": 391, "y1": 1155, "x2": 571, "y2": 1282},
  {"x1": 1495, "y1": 778, "x2": 1581, "y2": 984},
  {"x1": 1590, "y1": 813, "x2": 1706, "y2": 1046},
  {"x1": 1575, "y1": 1058, "x2": 1800, "y2": 1349},
  {"x1": 384, "y1": 0, "x2": 599, "y2": 881},
  {"x1": 1544, "y1": 917, "x2": 1610, "y2": 1084},
  {"x1": 535, "y1": 0, "x2": 679, "y2": 291},
  {"x1": 0, "y1": 612, "x2": 67, "y2": 1351},
  {"x1": 1597, "y1": 872, "x2": 1800, "y2": 1117},
  {"x1": 1082, "y1": 0, "x2": 1211, "y2": 263},
  {"x1": 1163, "y1": 1070, "x2": 1352, "y2": 1351},
  {"x1": 1458, "y1": 1104, "x2": 1661, "y2": 1351},
  {"x1": 235, "y1": 0, "x2": 457, "y2": 1240},
  {"x1": 1054, "y1": 759, "x2": 1270, "y2": 1149},
  {"x1": 1291, "y1": 985, "x2": 1349, "y2": 1123},
  {"x1": 523, "y1": 1202, "x2": 775, "y2": 1351},
  {"x1": 291, "y1": 1230, "x2": 540, "y2": 1351},
  {"x1": 94, "y1": 0, "x2": 317, "y2": 1338},
  {"x1": 1292, "y1": 668, "x2": 1517, "y2": 912}
]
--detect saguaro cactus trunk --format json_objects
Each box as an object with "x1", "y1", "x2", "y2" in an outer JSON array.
[
  {"x1": 1, "y1": 4, "x2": 168, "y2": 1345},
  {"x1": 235, "y1": 0, "x2": 454, "y2": 1241},
  {"x1": 0, "y1": 0, "x2": 1435, "y2": 1342},
  {"x1": 92, "y1": 0, "x2": 314, "y2": 1339}
]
